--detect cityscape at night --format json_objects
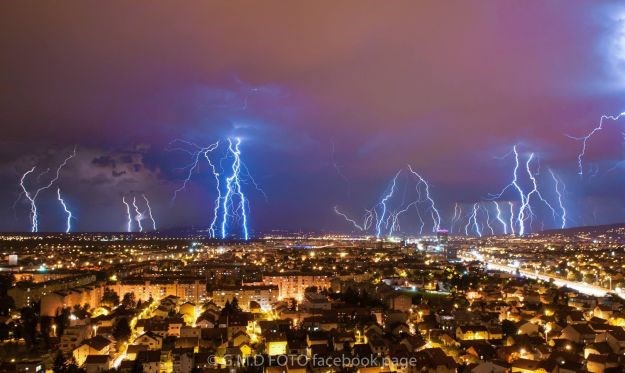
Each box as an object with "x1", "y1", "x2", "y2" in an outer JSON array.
[{"x1": 3, "y1": 1, "x2": 625, "y2": 372}]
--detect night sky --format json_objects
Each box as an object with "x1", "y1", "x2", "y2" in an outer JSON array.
[{"x1": 2, "y1": 1, "x2": 625, "y2": 235}]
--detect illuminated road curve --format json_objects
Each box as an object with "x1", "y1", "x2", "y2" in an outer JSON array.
[{"x1": 460, "y1": 255, "x2": 611, "y2": 297}]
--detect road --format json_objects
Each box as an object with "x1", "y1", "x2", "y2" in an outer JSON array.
[{"x1": 460, "y1": 255, "x2": 614, "y2": 297}]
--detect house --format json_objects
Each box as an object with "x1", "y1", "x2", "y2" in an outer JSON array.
[
  {"x1": 179, "y1": 302, "x2": 196, "y2": 323},
  {"x1": 167, "y1": 317, "x2": 185, "y2": 336},
  {"x1": 412, "y1": 348, "x2": 457, "y2": 373},
  {"x1": 172, "y1": 348, "x2": 194, "y2": 373},
  {"x1": 195, "y1": 313, "x2": 216, "y2": 329},
  {"x1": 126, "y1": 344, "x2": 148, "y2": 360},
  {"x1": 153, "y1": 306, "x2": 170, "y2": 318},
  {"x1": 560, "y1": 324, "x2": 596, "y2": 344},
  {"x1": 231, "y1": 330, "x2": 250, "y2": 347},
  {"x1": 134, "y1": 331, "x2": 163, "y2": 350},
  {"x1": 463, "y1": 340, "x2": 496, "y2": 361},
  {"x1": 456, "y1": 325, "x2": 489, "y2": 341},
  {"x1": 60, "y1": 324, "x2": 92, "y2": 354},
  {"x1": 386, "y1": 293, "x2": 412, "y2": 312},
  {"x1": 136, "y1": 350, "x2": 162, "y2": 373},
  {"x1": 511, "y1": 358, "x2": 544, "y2": 373},
  {"x1": 586, "y1": 353, "x2": 620, "y2": 373},
  {"x1": 72, "y1": 336, "x2": 113, "y2": 367},
  {"x1": 266, "y1": 332, "x2": 288, "y2": 356},
  {"x1": 584, "y1": 342, "x2": 614, "y2": 359},
  {"x1": 180, "y1": 326, "x2": 201, "y2": 339},
  {"x1": 593, "y1": 305, "x2": 613, "y2": 321},
  {"x1": 595, "y1": 328, "x2": 625, "y2": 352},
  {"x1": 516, "y1": 321, "x2": 540, "y2": 336},
  {"x1": 84, "y1": 355, "x2": 111, "y2": 373},
  {"x1": 466, "y1": 361, "x2": 509, "y2": 373}
]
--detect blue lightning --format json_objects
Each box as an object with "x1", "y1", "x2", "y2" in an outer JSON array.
[
  {"x1": 407, "y1": 165, "x2": 441, "y2": 231},
  {"x1": 493, "y1": 201, "x2": 508, "y2": 235},
  {"x1": 484, "y1": 206, "x2": 495, "y2": 236},
  {"x1": 390, "y1": 201, "x2": 418, "y2": 234},
  {"x1": 132, "y1": 196, "x2": 144, "y2": 233},
  {"x1": 524, "y1": 153, "x2": 557, "y2": 222},
  {"x1": 363, "y1": 209, "x2": 374, "y2": 231},
  {"x1": 567, "y1": 112, "x2": 625, "y2": 175},
  {"x1": 450, "y1": 203, "x2": 461, "y2": 234},
  {"x1": 56, "y1": 188, "x2": 73, "y2": 233},
  {"x1": 18, "y1": 167, "x2": 36, "y2": 230},
  {"x1": 18, "y1": 148, "x2": 76, "y2": 232},
  {"x1": 548, "y1": 169, "x2": 567, "y2": 229},
  {"x1": 169, "y1": 140, "x2": 224, "y2": 238},
  {"x1": 334, "y1": 206, "x2": 364, "y2": 231},
  {"x1": 122, "y1": 197, "x2": 133, "y2": 232},
  {"x1": 508, "y1": 201, "x2": 515, "y2": 235},
  {"x1": 221, "y1": 138, "x2": 249, "y2": 240},
  {"x1": 415, "y1": 205, "x2": 425, "y2": 235},
  {"x1": 169, "y1": 140, "x2": 220, "y2": 204},
  {"x1": 468, "y1": 203, "x2": 481, "y2": 237},
  {"x1": 490, "y1": 145, "x2": 527, "y2": 235},
  {"x1": 142, "y1": 194, "x2": 157, "y2": 231},
  {"x1": 374, "y1": 170, "x2": 401, "y2": 238}
]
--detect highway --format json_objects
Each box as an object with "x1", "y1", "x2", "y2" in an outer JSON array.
[
  {"x1": 460, "y1": 254, "x2": 615, "y2": 297},
  {"x1": 484, "y1": 261, "x2": 609, "y2": 297}
]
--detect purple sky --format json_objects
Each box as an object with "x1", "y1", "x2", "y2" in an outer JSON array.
[{"x1": 2, "y1": 1, "x2": 625, "y2": 235}]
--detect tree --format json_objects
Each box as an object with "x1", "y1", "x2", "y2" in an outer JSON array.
[
  {"x1": 122, "y1": 292, "x2": 136, "y2": 309},
  {"x1": 112, "y1": 318, "x2": 132, "y2": 343},
  {"x1": 0, "y1": 273, "x2": 15, "y2": 316},
  {"x1": 501, "y1": 319, "x2": 518, "y2": 337},
  {"x1": 72, "y1": 304, "x2": 89, "y2": 319},
  {"x1": 53, "y1": 351, "x2": 66, "y2": 372},
  {"x1": 101, "y1": 288, "x2": 120, "y2": 307},
  {"x1": 55, "y1": 307, "x2": 71, "y2": 337},
  {"x1": 20, "y1": 306, "x2": 38, "y2": 350},
  {"x1": 221, "y1": 298, "x2": 242, "y2": 316}
]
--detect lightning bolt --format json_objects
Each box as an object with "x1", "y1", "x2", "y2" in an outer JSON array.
[
  {"x1": 19, "y1": 148, "x2": 76, "y2": 232},
  {"x1": 221, "y1": 138, "x2": 249, "y2": 240},
  {"x1": 465, "y1": 203, "x2": 481, "y2": 237},
  {"x1": 493, "y1": 201, "x2": 508, "y2": 235},
  {"x1": 508, "y1": 201, "x2": 515, "y2": 235},
  {"x1": 548, "y1": 169, "x2": 567, "y2": 229},
  {"x1": 567, "y1": 111, "x2": 625, "y2": 175},
  {"x1": 375, "y1": 170, "x2": 401, "y2": 238},
  {"x1": 18, "y1": 166, "x2": 36, "y2": 228},
  {"x1": 524, "y1": 153, "x2": 557, "y2": 222},
  {"x1": 168, "y1": 139, "x2": 223, "y2": 238},
  {"x1": 484, "y1": 206, "x2": 495, "y2": 236},
  {"x1": 390, "y1": 201, "x2": 418, "y2": 234},
  {"x1": 363, "y1": 209, "x2": 374, "y2": 231},
  {"x1": 490, "y1": 145, "x2": 527, "y2": 235},
  {"x1": 415, "y1": 205, "x2": 425, "y2": 235},
  {"x1": 169, "y1": 139, "x2": 220, "y2": 204},
  {"x1": 142, "y1": 194, "x2": 157, "y2": 231},
  {"x1": 334, "y1": 206, "x2": 364, "y2": 231},
  {"x1": 450, "y1": 203, "x2": 460, "y2": 234},
  {"x1": 407, "y1": 165, "x2": 441, "y2": 232},
  {"x1": 132, "y1": 196, "x2": 144, "y2": 233},
  {"x1": 122, "y1": 197, "x2": 133, "y2": 232},
  {"x1": 56, "y1": 188, "x2": 73, "y2": 233}
]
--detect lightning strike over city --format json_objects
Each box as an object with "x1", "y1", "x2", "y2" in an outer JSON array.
[
  {"x1": 142, "y1": 194, "x2": 157, "y2": 231},
  {"x1": 132, "y1": 196, "x2": 144, "y2": 233},
  {"x1": 56, "y1": 188, "x2": 73, "y2": 233},
  {"x1": 5, "y1": 3, "x2": 625, "y2": 368},
  {"x1": 122, "y1": 196, "x2": 133, "y2": 233}
]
